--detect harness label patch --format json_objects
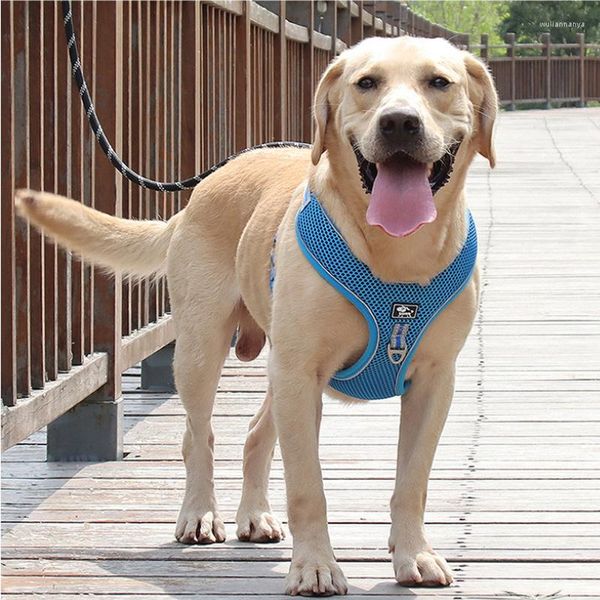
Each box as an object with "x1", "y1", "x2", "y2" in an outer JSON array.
[{"x1": 391, "y1": 303, "x2": 419, "y2": 319}]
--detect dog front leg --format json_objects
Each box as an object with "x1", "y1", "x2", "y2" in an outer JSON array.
[
  {"x1": 270, "y1": 358, "x2": 348, "y2": 596},
  {"x1": 389, "y1": 363, "x2": 456, "y2": 586}
]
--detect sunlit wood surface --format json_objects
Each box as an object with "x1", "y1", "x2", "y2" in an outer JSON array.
[{"x1": 2, "y1": 107, "x2": 600, "y2": 598}]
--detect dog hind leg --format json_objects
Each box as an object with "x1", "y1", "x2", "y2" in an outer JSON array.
[
  {"x1": 168, "y1": 230, "x2": 240, "y2": 545},
  {"x1": 173, "y1": 304, "x2": 238, "y2": 544},
  {"x1": 236, "y1": 388, "x2": 284, "y2": 542}
]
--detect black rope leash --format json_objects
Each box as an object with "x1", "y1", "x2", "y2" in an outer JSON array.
[{"x1": 61, "y1": 0, "x2": 310, "y2": 192}]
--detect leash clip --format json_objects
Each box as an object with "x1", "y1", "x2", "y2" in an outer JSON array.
[{"x1": 387, "y1": 324, "x2": 409, "y2": 365}]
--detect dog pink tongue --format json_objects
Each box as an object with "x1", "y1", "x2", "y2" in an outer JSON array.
[{"x1": 366, "y1": 154, "x2": 436, "y2": 237}]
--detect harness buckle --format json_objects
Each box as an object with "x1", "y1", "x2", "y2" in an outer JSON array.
[{"x1": 387, "y1": 324, "x2": 409, "y2": 365}]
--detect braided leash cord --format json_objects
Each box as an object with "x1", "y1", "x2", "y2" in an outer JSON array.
[{"x1": 61, "y1": 0, "x2": 310, "y2": 193}]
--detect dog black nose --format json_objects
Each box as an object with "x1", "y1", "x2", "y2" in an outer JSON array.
[{"x1": 378, "y1": 109, "x2": 422, "y2": 143}]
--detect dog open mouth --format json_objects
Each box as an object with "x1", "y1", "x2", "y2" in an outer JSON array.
[{"x1": 353, "y1": 143, "x2": 460, "y2": 237}]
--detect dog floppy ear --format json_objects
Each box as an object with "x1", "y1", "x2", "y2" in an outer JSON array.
[
  {"x1": 311, "y1": 56, "x2": 345, "y2": 165},
  {"x1": 463, "y1": 53, "x2": 498, "y2": 168}
]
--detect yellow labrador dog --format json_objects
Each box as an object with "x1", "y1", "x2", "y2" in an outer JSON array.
[{"x1": 17, "y1": 36, "x2": 496, "y2": 595}]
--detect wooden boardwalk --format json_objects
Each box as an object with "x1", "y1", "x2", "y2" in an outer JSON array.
[{"x1": 2, "y1": 107, "x2": 600, "y2": 598}]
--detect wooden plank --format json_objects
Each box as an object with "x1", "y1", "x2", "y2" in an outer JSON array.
[
  {"x1": 82, "y1": 0, "x2": 95, "y2": 356},
  {"x1": 91, "y1": 1, "x2": 122, "y2": 402},
  {"x1": 42, "y1": 1, "x2": 58, "y2": 381},
  {"x1": 70, "y1": 0, "x2": 85, "y2": 366},
  {"x1": 234, "y1": 0, "x2": 251, "y2": 150},
  {"x1": 2, "y1": 545, "x2": 599, "y2": 564},
  {"x1": 27, "y1": 1, "x2": 46, "y2": 389},
  {"x1": 3, "y1": 559, "x2": 599, "y2": 580},
  {"x1": 2, "y1": 574, "x2": 599, "y2": 596},
  {"x1": 5, "y1": 507, "x2": 600, "y2": 525},
  {"x1": 13, "y1": 0, "x2": 32, "y2": 398},
  {"x1": 148, "y1": 1, "x2": 159, "y2": 323},
  {"x1": 273, "y1": 1, "x2": 286, "y2": 139},
  {"x1": 180, "y1": 0, "x2": 196, "y2": 196},
  {"x1": 120, "y1": 0, "x2": 132, "y2": 339},
  {"x1": 56, "y1": 0, "x2": 73, "y2": 374}
]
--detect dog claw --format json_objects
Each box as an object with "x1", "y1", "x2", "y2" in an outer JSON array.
[
  {"x1": 285, "y1": 558, "x2": 348, "y2": 596},
  {"x1": 393, "y1": 550, "x2": 453, "y2": 587},
  {"x1": 175, "y1": 509, "x2": 226, "y2": 545},
  {"x1": 236, "y1": 509, "x2": 285, "y2": 543}
]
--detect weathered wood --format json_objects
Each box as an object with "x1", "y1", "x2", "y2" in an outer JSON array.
[
  {"x1": 120, "y1": 315, "x2": 175, "y2": 373},
  {"x1": 2, "y1": 573, "x2": 598, "y2": 596},
  {"x1": 1, "y1": 0, "x2": 17, "y2": 407}
]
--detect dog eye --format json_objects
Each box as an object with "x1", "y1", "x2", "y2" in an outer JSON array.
[
  {"x1": 356, "y1": 77, "x2": 377, "y2": 90},
  {"x1": 430, "y1": 76, "x2": 452, "y2": 90}
]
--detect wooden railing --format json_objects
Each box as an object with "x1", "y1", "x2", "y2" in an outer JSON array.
[
  {"x1": 472, "y1": 33, "x2": 600, "y2": 109},
  {"x1": 1, "y1": 0, "x2": 464, "y2": 455},
  {"x1": 2, "y1": 0, "x2": 598, "y2": 456}
]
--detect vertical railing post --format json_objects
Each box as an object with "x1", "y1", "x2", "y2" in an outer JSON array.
[
  {"x1": 374, "y1": 1, "x2": 389, "y2": 37},
  {"x1": 235, "y1": 1, "x2": 251, "y2": 150},
  {"x1": 56, "y1": 0, "x2": 73, "y2": 376},
  {"x1": 394, "y1": 3, "x2": 403, "y2": 36},
  {"x1": 274, "y1": 0, "x2": 287, "y2": 139},
  {"x1": 336, "y1": 1, "x2": 350, "y2": 47},
  {"x1": 1, "y1": 0, "x2": 17, "y2": 408},
  {"x1": 180, "y1": 1, "x2": 197, "y2": 174},
  {"x1": 362, "y1": 1, "x2": 374, "y2": 38},
  {"x1": 330, "y1": 1, "x2": 338, "y2": 53},
  {"x1": 401, "y1": 5, "x2": 407, "y2": 34},
  {"x1": 47, "y1": 0, "x2": 124, "y2": 462},
  {"x1": 480, "y1": 33, "x2": 489, "y2": 62},
  {"x1": 506, "y1": 32, "x2": 516, "y2": 111},
  {"x1": 44, "y1": 2, "x2": 59, "y2": 378},
  {"x1": 318, "y1": 0, "x2": 337, "y2": 51},
  {"x1": 542, "y1": 32, "x2": 551, "y2": 109},
  {"x1": 302, "y1": 1, "x2": 314, "y2": 142},
  {"x1": 351, "y1": 0, "x2": 363, "y2": 44},
  {"x1": 13, "y1": 1, "x2": 32, "y2": 401},
  {"x1": 463, "y1": 33, "x2": 470, "y2": 51},
  {"x1": 577, "y1": 32, "x2": 585, "y2": 108},
  {"x1": 28, "y1": 2, "x2": 46, "y2": 390}
]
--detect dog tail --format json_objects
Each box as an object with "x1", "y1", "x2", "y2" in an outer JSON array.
[{"x1": 15, "y1": 189, "x2": 182, "y2": 277}]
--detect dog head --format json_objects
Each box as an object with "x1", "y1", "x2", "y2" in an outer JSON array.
[{"x1": 311, "y1": 36, "x2": 498, "y2": 237}]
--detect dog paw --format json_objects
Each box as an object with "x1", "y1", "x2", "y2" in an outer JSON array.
[
  {"x1": 236, "y1": 509, "x2": 285, "y2": 543},
  {"x1": 392, "y1": 548, "x2": 453, "y2": 587},
  {"x1": 285, "y1": 557, "x2": 348, "y2": 596},
  {"x1": 175, "y1": 509, "x2": 226, "y2": 545}
]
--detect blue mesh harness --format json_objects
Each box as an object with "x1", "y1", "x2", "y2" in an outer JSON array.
[{"x1": 291, "y1": 187, "x2": 478, "y2": 400}]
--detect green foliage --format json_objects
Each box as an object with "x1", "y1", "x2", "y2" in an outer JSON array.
[
  {"x1": 500, "y1": 1, "x2": 600, "y2": 44},
  {"x1": 409, "y1": 1, "x2": 510, "y2": 48},
  {"x1": 409, "y1": 1, "x2": 600, "y2": 48}
]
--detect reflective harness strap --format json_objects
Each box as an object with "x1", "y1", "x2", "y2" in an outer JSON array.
[{"x1": 294, "y1": 187, "x2": 478, "y2": 400}]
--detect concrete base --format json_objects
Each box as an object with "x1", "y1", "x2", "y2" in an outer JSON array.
[
  {"x1": 141, "y1": 342, "x2": 176, "y2": 392},
  {"x1": 47, "y1": 396, "x2": 123, "y2": 462}
]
